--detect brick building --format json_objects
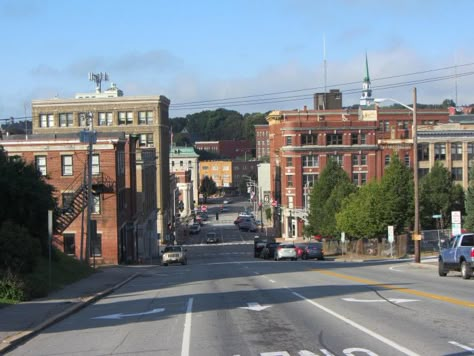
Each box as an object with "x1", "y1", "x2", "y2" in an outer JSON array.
[
  {"x1": 267, "y1": 104, "x2": 449, "y2": 240},
  {"x1": 195, "y1": 140, "x2": 253, "y2": 159},
  {"x1": 0, "y1": 132, "x2": 158, "y2": 264},
  {"x1": 255, "y1": 125, "x2": 270, "y2": 160},
  {"x1": 199, "y1": 160, "x2": 258, "y2": 191},
  {"x1": 30, "y1": 82, "x2": 171, "y2": 243}
]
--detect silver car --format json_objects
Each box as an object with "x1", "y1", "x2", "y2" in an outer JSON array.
[
  {"x1": 161, "y1": 245, "x2": 187, "y2": 266},
  {"x1": 274, "y1": 243, "x2": 297, "y2": 261}
]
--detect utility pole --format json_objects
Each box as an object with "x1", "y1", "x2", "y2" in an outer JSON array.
[{"x1": 413, "y1": 88, "x2": 421, "y2": 263}]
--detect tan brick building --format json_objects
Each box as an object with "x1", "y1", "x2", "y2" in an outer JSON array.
[{"x1": 30, "y1": 84, "x2": 171, "y2": 243}]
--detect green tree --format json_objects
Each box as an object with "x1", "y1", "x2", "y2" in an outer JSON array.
[
  {"x1": 199, "y1": 176, "x2": 217, "y2": 203},
  {"x1": 441, "y1": 98, "x2": 456, "y2": 108},
  {"x1": 419, "y1": 161, "x2": 464, "y2": 229},
  {"x1": 0, "y1": 147, "x2": 55, "y2": 257},
  {"x1": 464, "y1": 166, "x2": 474, "y2": 231},
  {"x1": 307, "y1": 159, "x2": 355, "y2": 237},
  {"x1": 336, "y1": 181, "x2": 385, "y2": 239},
  {"x1": 379, "y1": 153, "x2": 413, "y2": 234}
]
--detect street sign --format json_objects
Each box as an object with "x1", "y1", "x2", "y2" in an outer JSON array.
[
  {"x1": 388, "y1": 225, "x2": 394, "y2": 243},
  {"x1": 452, "y1": 211, "x2": 461, "y2": 224},
  {"x1": 432, "y1": 214, "x2": 442, "y2": 219}
]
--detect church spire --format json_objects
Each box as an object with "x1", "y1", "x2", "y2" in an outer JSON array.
[{"x1": 360, "y1": 52, "x2": 373, "y2": 107}]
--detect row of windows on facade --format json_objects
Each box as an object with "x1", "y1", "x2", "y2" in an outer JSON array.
[
  {"x1": 38, "y1": 111, "x2": 155, "y2": 128},
  {"x1": 34, "y1": 153, "x2": 126, "y2": 177},
  {"x1": 63, "y1": 233, "x2": 102, "y2": 257},
  {"x1": 171, "y1": 160, "x2": 193, "y2": 168},
  {"x1": 417, "y1": 142, "x2": 474, "y2": 161},
  {"x1": 285, "y1": 133, "x2": 369, "y2": 146},
  {"x1": 200, "y1": 165, "x2": 252, "y2": 171}
]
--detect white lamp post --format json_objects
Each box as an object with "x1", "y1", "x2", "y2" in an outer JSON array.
[{"x1": 374, "y1": 87, "x2": 420, "y2": 263}]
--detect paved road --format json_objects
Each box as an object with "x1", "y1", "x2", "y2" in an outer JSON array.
[{"x1": 7, "y1": 238, "x2": 473, "y2": 355}]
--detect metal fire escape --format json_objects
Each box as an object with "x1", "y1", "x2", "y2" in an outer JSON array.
[{"x1": 54, "y1": 173, "x2": 115, "y2": 234}]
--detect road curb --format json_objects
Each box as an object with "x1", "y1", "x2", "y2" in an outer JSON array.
[{"x1": 0, "y1": 271, "x2": 143, "y2": 354}]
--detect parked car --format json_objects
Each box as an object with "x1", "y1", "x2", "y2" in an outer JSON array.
[
  {"x1": 298, "y1": 242, "x2": 325, "y2": 260},
  {"x1": 238, "y1": 218, "x2": 257, "y2": 232},
  {"x1": 254, "y1": 240, "x2": 267, "y2": 257},
  {"x1": 206, "y1": 232, "x2": 220, "y2": 244},
  {"x1": 439, "y1": 233, "x2": 474, "y2": 279},
  {"x1": 161, "y1": 245, "x2": 187, "y2": 266},
  {"x1": 189, "y1": 223, "x2": 201, "y2": 234},
  {"x1": 295, "y1": 245, "x2": 304, "y2": 259},
  {"x1": 261, "y1": 242, "x2": 280, "y2": 259},
  {"x1": 274, "y1": 244, "x2": 297, "y2": 261}
]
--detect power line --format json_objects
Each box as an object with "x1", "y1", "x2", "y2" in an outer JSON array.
[{"x1": 170, "y1": 62, "x2": 474, "y2": 111}]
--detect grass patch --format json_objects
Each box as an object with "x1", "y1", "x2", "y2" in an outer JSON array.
[{"x1": 0, "y1": 252, "x2": 95, "y2": 307}]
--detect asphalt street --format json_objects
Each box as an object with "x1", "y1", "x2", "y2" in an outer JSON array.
[{"x1": 4, "y1": 200, "x2": 473, "y2": 356}]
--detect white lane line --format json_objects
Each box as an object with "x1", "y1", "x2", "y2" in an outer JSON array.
[
  {"x1": 449, "y1": 341, "x2": 474, "y2": 352},
  {"x1": 389, "y1": 266, "x2": 404, "y2": 272},
  {"x1": 181, "y1": 297, "x2": 194, "y2": 356},
  {"x1": 291, "y1": 291, "x2": 419, "y2": 356},
  {"x1": 268, "y1": 279, "x2": 276, "y2": 283}
]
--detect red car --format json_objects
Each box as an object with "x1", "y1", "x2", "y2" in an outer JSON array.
[{"x1": 295, "y1": 245, "x2": 304, "y2": 259}]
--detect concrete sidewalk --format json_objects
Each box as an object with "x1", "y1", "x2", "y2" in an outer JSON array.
[{"x1": 0, "y1": 264, "x2": 156, "y2": 354}]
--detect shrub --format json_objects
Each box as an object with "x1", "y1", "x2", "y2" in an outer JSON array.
[
  {"x1": 0, "y1": 220, "x2": 41, "y2": 274},
  {"x1": 0, "y1": 270, "x2": 26, "y2": 301}
]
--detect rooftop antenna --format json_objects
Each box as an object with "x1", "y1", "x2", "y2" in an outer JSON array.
[{"x1": 88, "y1": 72, "x2": 109, "y2": 93}]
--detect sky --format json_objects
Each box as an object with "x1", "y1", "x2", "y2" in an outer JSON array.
[{"x1": 1, "y1": 0, "x2": 474, "y2": 120}]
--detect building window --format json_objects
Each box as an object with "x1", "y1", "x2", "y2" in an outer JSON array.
[
  {"x1": 329, "y1": 154, "x2": 343, "y2": 166},
  {"x1": 301, "y1": 134, "x2": 317, "y2": 145},
  {"x1": 285, "y1": 136, "x2": 293, "y2": 146},
  {"x1": 302, "y1": 155, "x2": 318, "y2": 167},
  {"x1": 451, "y1": 142, "x2": 462, "y2": 161},
  {"x1": 468, "y1": 143, "x2": 474, "y2": 162},
  {"x1": 63, "y1": 233, "x2": 75, "y2": 256},
  {"x1": 361, "y1": 173, "x2": 367, "y2": 185},
  {"x1": 404, "y1": 153, "x2": 410, "y2": 167},
  {"x1": 212, "y1": 165, "x2": 218, "y2": 170},
  {"x1": 352, "y1": 154, "x2": 359, "y2": 166},
  {"x1": 286, "y1": 157, "x2": 293, "y2": 167},
  {"x1": 62, "y1": 192, "x2": 74, "y2": 209},
  {"x1": 92, "y1": 194, "x2": 101, "y2": 214},
  {"x1": 418, "y1": 143, "x2": 429, "y2": 161},
  {"x1": 351, "y1": 133, "x2": 358, "y2": 145},
  {"x1": 419, "y1": 168, "x2": 429, "y2": 179},
  {"x1": 303, "y1": 174, "x2": 317, "y2": 187},
  {"x1": 39, "y1": 114, "x2": 54, "y2": 128},
  {"x1": 452, "y1": 167, "x2": 463, "y2": 181},
  {"x1": 79, "y1": 113, "x2": 91, "y2": 127},
  {"x1": 139, "y1": 133, "x2": 154, "y2": 147},
  {"x1": 360, "y1": 154, "x2": 367, "y2": 165},
  {"x1": 90, "y1": 233, "x2": 102, "y2": 257},
  {"x1": 352, "y1": 172, "x2": 358, "y2": 185},
  {"x1": 138, "y1": 111, "x2": 154, "y2": 125},
  {"x1": 92, "y1": 154, "x2": 100, "y2": 176},
  {"x1": 59, "y1": 113, "x2": 73, "y2": 127},
  {"x1": 360, "y1": 134, "x2": 366, "y2": 144},
  {"x1": 385, "y1": 155, "x2": 391, "y2": 166},
  {"x1": 118, "y1": 111, "x2": 133, "y2": 125},
  {"x1": 327, "y1": 134, "x2": 343, "y2": 145},
  {"x1": 434, "y1": 143, "x2": 446, "y2": 161},
  {"x1": 35, "y1": 155, "x2": 47, "y2": 176},
  {"x1": 287, "y1": 175, "x2": 294, "y2": 187},
  {"x1": 61, "y1": 155, "x2": 73, "y2": 176},
  {"x1": 98, "y1": 112, "x2": 113, "y2": 126}
]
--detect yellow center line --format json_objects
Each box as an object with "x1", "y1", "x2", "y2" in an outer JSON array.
[{"x1": 312, "y1": 269, "x2": 474, "y2": 308}]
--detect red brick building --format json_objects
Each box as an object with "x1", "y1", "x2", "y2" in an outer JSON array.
[
  {"x1": 195, "y1": 140, "x2": 253, "y2": 159},
  {"x1": 267, "y1": 104, "x2": 449, "y2": 239},
  {"x1": 0, "y1": 132, "x2": 158, "y2": 265}
]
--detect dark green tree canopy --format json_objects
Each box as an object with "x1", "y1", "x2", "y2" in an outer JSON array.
[{"x1": 199, "y1": 176, "x2": 217, "y2": 203}]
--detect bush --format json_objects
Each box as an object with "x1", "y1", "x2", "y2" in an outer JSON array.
[
  {"x1": 0, "y1": 220, "x2": 40, "y2": 274},
  {"x1": 0, "y1": 270, "x2": 26, "y2": 301}
]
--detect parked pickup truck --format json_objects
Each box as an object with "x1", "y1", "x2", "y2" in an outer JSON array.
[{"x1": 438, "y1": 233, "x2": 474, "y2": 279}]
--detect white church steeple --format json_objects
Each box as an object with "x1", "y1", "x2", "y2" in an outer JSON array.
[{"x1": 360, "y1": 53, "x2": 374, "y2": 107}]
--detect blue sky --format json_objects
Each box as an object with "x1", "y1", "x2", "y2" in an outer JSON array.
[{"x1": 1, "y1": 0, "x2": 474, "y2": 119}]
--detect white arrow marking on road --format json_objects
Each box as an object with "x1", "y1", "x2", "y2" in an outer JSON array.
[
  {"x1": 240, "y1": 302, "x2": 271, "y2": 311},
  {"x1": 93, "y1": 308, "x2": 165, "y2": 320},
  {"x1": 342, "y1": 298, "x2": 419, "y2": 304}
]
